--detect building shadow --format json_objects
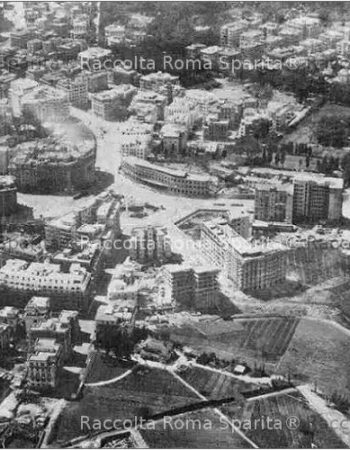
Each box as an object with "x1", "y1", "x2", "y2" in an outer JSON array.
[{"x1": 245, "y1": 280, "x2": 306, "y2": 301}]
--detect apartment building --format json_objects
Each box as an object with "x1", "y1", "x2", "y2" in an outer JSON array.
[
  {"x1": 285, "y1": 16, "x2": 321, "y2": 39},
  {"x1": 203, "y1": 114, "x2": 229, "y2": 141},
  {"x1": 56, "y1": 76, "x2": 89, "y2": 108},
  {"x1": 129, "y1": 90, "x2": 167, "y2": 120},
  {"x1": 45, "y1": 195, "x2": 121, "y2": 250},
  {"x1": 129, "y1": 225, "x2": 172, "y2": 264},
  {"x1": 193, "y1": 266, "x2": 220, "y2": 309},
  {"x1": 72, "y1": 15, "x2": 89, "y2": 39},
  {"x1": 239, "y1": 30, "x2": 262, "y2": 49},
  {"x1": 292, "y1": 175, "x2": 343, "y2": 223},
  {"x1": 200, "y1": 218, "x2": 288, "y2": 291},
  {"x1": 165, "y1": 97, "x2": 202, "y2": 131},
  {"x1": 91, "y1": 85, "x2": 137, "y2": 121},
  {"x1": 184, "y1": 89, "x2": 218, "y2": 116},
  {"x1": 163, "y1": 264, "x2": 219, "y2": 309},
  {"x1": 27, "y1": 38, "x2": 43, "y2": 54},
  {"x1": 10, "y1": 29, "x2": 37, "y2": 49},
  {"x1": 121, "y1": 157, "x2": 213, "y2": 197},
  {"x1": 95, "y1": 303, "x2": 136, "y2": 338},
  {"x1": 28, "y1": 310, "x2": 79, "y2": 360},
  {"x1": 185, "y1": 43, "x2": 207, "y2": 59},
  {"x1": 27, "y1": 338, "x2": 63, "y2": 389},
  {"x1": 254, "y1": 184, "x2": 293, "y2": 223},
  {"x1": 0, "y1": 260, "x2": 91, "y2": 310},
  {"x1": 0, "y1": 306, "x2": 20, "y2": 331},
  {"x1": 105, "y1": 23, "x2": 126, "y2": 46},
  {"x1": 121, "y1": 135, "x2": 152, "y2": 159},
  {"x1": 24, "y1": 296, "x2": 51, "y2": 336},
  {"x1": 21, "y1": 85, "x2": 70, "y2": 123},
  {"x1": 140, "y1": 72, "x2": 179, "y2": 103},
  {"x1": 163, "y1": 264, "x2": 194, "y2": 306},
  {"x1": 160, "y1": 124, "x2": 188, "y2": 156},
  {"x1": 83, "y1": 70, "x2": 109, "y2": 93},
  {"x1": 78, "y1": 47, "x2": 112, "y2": 71},
  {"x1": 220, "y1": 21, "x2": 249, "y2": 47}
]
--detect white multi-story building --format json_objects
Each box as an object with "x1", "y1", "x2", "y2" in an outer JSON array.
[
  {"x1": 91, "y1": 85, "x2": 137, "y2": 121},
  {"x1": 319, "y1": 30, "x2": 344, "y2": 48},
  {"x1": 57, "y1": 76, "x2": 89, "y2": 108},
  {"x1": 78, "y1": 47, "x2": 112, "y2": 72},
  {"x1": 129, "y1": 90, "x2": 167, "y2": 121},
  {"x1": 27, "y1": 338, "x2": 63, "y2": 389},
  {"x1": 24, "y1": 296, "x2": 51, "y2": 337},
  {"x1": 105, "y1": 23, "x2": 126, "y2": 46},
  {"x1": 0, "y1": 306, "x2": 19, "y2": 330},
  {"x1": 0, "y1": 260, "x2": 91, "y2": 310},
  {"x1": 121, "y1": 156, "x2": 213, "y2": 197},
  {"x1": 285, "y1": 16, "x2": 321, "y2": 39},
  {"x1": 220, "y1": 21, "x2": 249, "y2": 47},
  {"x1": 292, "y1": 174, "x2": 343, "y2": 223},
  {"x1": 140, "y1": 72, "x2": 179, "y2": 102},
  {"x1": 121, "y1": 135, "x2": 152, "y2": 159},
  {"x1": 201, "y1": 217, "x2": 288, "y2": 291},
  {"x1": 163, "y1": 264, "x2": 220, "y2": 309},
  {"x1": 165, "y1": 97, "x2": 202, "y2": 131}
]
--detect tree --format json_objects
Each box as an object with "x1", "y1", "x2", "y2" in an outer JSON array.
[{"x1": 316, "y1": 115, "x2": 350, "y2": 148}]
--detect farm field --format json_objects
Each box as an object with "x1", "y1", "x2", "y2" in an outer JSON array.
[
  {"x1": 170, "y1": 316, "x2": 299, "y2": 367},
  {"x1": 141, "y1": 409, "x2": 252, "y2": 448},
  {"x1": 277, "y1": 318, "x2": 350, "y2": 397},
  {"x1": 50, "y1": 367, "x2": 200, "y2": 446},
  {"x1": 177, "y1": 366, "x2": 259, "y2": 400},
  {"x1": 84, "y1": 352, "x2": 135, "y2": 384},
  {"x1": 221, "y1": 390, "x2": 346, "y2": 448}
]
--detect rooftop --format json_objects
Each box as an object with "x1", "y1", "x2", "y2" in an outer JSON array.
[{"x1": 79, "y1": 47, "x2": 112, "y2": 58}]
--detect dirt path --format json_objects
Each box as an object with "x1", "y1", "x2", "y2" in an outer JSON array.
[
  {"x1": 84, "y1": 369, "x2": 132, "y2": 387},
  {"x1": 298, "y1": 384, "x2": 350, "y2": 448}
]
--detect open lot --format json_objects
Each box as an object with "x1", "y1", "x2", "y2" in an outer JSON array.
[
  {"x1": 287, "y1": 246, "x2": 346, "y2": 287},
  {"x1": 177, "y1": 365, "x2": 258, "y2": 400},
  {"x1": 222, "y1": 391, "x2": 346, "y2": 448},
  {"x1": 141, "y1": 409, "x2": 252, "y2": 448},
  {"x1": 169, "y1": 316, "x2": 299, "y2": 367},
  {"x1": 50, "y1": 367, "x2": 200, "y2": 446},
  {"x1": 84, "y1": 352, "x2": 135, "y2": 384},
  {"x1": 277, "y1": 318, "x2": 350, "y2": 397}
]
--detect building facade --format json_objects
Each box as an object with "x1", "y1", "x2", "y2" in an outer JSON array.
[
  {"x1": 201, "y1": 218, "x2": 288, "y2": 291},
  {"x1": 121, "y1": 157, "x2": 213, "y2": 197}
]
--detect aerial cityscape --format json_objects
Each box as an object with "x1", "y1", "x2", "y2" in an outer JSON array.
[{"x1": 1, "y1": 0, "x2": 350, "y2": 448}]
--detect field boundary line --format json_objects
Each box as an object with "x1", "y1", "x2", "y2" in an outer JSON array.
[
  {"x1": 191, "y1": 362, "x2": 272, "y2": 385},
  {"x1": 246, "y1": 387, "x2": 297, "y2": 402},
  {"x1": 170, "y1": 368, "x2": 259, "y2": 448}
]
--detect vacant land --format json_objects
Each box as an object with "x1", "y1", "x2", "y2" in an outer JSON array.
[
  {"x1": 84, "y1": 352, "x2": 135, "y2": 384},
  {"x1": 277, "y1": 318, "x2": 350, "y2": 397},
  {"x1": 287, "y1": 245, "x2": 346, "y2": 287},
  {"x1": 50, "y1": 368, "x2": 200, "y2": 446},
  {"x1": 222, "y1": 391, "x2": 346, "y2": 448},
  {"x1": 177, "y1": 366, "x2": 258, "y2": 400},
  {"x1": 170, "y1": 316, "x2": 299, "y2": 367},
  {"x1": 141, "y1": 409, "x2": 252, "y2": 448}
]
